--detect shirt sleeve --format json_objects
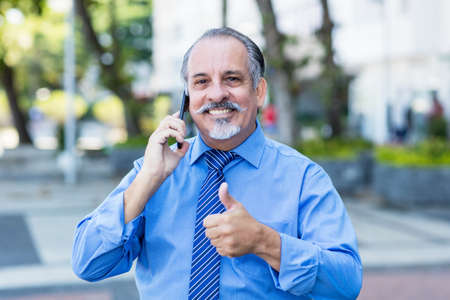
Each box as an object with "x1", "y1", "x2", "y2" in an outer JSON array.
[
  {"x1": 268, "y1": 163, "x2": 362, "y2": 299},
  {"x1": 72, "y1": 158, "x2": 145, "y2": 282}
]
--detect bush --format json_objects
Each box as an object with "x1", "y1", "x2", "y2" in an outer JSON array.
[
  {"x1": 114, "y1": 135, "x2": 149, "y2": 149},
  {"x1": 376, "y1": 139, "x2": 450, "y2": 167},
  {"x1": 295, "y1": 138, "x2": 372, "y2": 160},
  {"x1": 428, "y1": 116, "x2": 448, "y2": 139}
]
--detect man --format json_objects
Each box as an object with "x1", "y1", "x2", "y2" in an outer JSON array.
[{"x1": 72, "y1": 27, "x2": 362, "y2": 299}]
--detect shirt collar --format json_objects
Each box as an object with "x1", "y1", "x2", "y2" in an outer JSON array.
[{"x1": 189, "y1": 120, "x2": 265, "y2": 168}]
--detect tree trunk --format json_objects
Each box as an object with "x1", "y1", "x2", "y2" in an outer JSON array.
[
  {"x1": 327, "y1": 85, "x2": 342, "y2": 137},
  {"x1": 318, "y1": 0, "x2": 335, "y2": 68},
  {"x1": 255, "y1": 0, "x2": 296, "y2": 145},
  {"x1": 271, "y1": 70, "x2": 297, "y2": 143},
  {"x1": 75, "y1": 0, "x2": 141, "y2": 136},
  {"x1": 0, "y1": 60, "x2": 32, "y2": 144},
  {"x1": 318, "y1": 0, "x2": 345, "y2": 137}
]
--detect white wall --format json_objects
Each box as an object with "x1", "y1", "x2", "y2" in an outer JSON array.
[{"x1": 335, "y1": 0, "x2": 450, "y2": 143}]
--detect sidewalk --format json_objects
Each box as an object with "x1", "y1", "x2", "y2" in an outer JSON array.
[
  {"x1": 0, "y1": 149, "x2": 137, "y2": 299},
  {"x1": 348, "y1": 198, "x2": 450, "y2": 269},
  {"x1": 2, "y1": 148, "x2": 450, "y2": 298}
]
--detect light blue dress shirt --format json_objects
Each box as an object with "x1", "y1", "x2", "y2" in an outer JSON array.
[{"x1": 72, "y1": 122, "x2": 362, "y2": 299}]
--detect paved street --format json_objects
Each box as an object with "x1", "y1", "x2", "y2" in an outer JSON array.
[{"x1": 2, "y1": 147, "x2": 450, "y2": 299}]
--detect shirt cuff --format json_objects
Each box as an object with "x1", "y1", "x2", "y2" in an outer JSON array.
[
  {"x1": 93, "y1": 191, "x2": 143, "y2": 248},
  {"x1": 268, "y1": 233, "x2": 320, "y2": 295}
]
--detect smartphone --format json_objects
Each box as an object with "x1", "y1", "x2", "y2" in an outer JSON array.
[{"x1": 177, "y1": 91, "x2": 189, "y2": 149}]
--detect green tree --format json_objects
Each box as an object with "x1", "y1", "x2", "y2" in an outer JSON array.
[
  {"x1": 0, "y1": 0, "x2": 85, "y2": 144},
  {"x1": 255, "y1": 0, "x2": 309, "y2": 145},
  {"x1": 256, "y1": 0, "x2": 353, "y2": 143},
  {"x1": 0, "y1": 0, "x2": 45, "y2": 144},
  {"x1": 75, "y1": 0, "x2": 153, "y2": 136},
  {"x1": 315, "y1": 0, "x2": 352, "y2": 138}
]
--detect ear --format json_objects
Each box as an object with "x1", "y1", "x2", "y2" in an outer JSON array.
[{"x1": 255, "y1": 78, "x2": 267, "y2": 109}]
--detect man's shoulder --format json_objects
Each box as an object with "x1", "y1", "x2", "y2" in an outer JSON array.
[
  {"x1": 263, "y1": 137, "x2": 333, "y2": 185},
  {"x1": 264, "y1": 136, "x2": 312, "y2": 164}
]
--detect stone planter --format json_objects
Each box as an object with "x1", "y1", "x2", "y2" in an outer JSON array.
[
  {"x1": 374, "y1": 163, "x2": 450, "y2": 206},
  {"x1": 0, "y1": 146, "x2": 59, "y2": 180},
  {"x1": 109, "y1": 148, "x2": 145, "y2": 176},
  {"x1": 316, "y1": 151, "x2": 373, "y2": 195}
]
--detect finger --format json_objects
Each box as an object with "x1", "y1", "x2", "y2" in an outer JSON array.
[
  {"x1": 159, "y1": 115, "x2": 186, "y2": 135},
  {"x1": 203, "y1": 214, "x2": 222, "y2": 228},
  {"x1": 216, "y1": 248, "x2": 226, "y2": 256},
  {"x1": 205, "y1": 227, "x2": 222, "y2": 240},
  {"x1": 172, "y1": 111, "x2": 180, "y2": 118},
  {"x1": 219, "y1": 183, "x2": 239, "y2": 210},
  {"x1": 154, "y1": 128, "x2": 184, "y2": 145}
]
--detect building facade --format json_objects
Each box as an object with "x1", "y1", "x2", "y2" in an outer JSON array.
[{"x1": 150, "y1": 0, "x2": 450, "y2": 144}]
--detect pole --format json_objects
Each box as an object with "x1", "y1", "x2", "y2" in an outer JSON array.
[
  {"x1": 63, "y1": 0, "x2": 77, "y2": 184},
  {"x1": 222, "y1": 0, "x2": 227, "y2": 27}
]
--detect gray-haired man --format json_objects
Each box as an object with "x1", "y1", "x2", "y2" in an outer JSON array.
[{"x1": 73, "y1": 27, "x2": 362, "y2": 299}]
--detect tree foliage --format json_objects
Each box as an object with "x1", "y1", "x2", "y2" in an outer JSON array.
[
  {"x1": 75, "y1": 0, "x2": 153, "y2": 136},
  {"x1": 0, "y1": 0, "x2": 47, "y2": 144},
  {"x1": 255, "y1": 0, "x2": 353, "y2": 143},
  {"x1": 315, "y1": 0, "x2": 353, "y2": 138}
]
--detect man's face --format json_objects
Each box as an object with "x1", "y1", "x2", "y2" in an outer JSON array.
[{"x1": 186, "y1": 37, "x2": 266, "y2": 150}]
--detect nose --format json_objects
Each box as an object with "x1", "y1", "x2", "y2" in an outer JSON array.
[{"x1": 207, "y1": 82, "x2": 228, "y2": 103}]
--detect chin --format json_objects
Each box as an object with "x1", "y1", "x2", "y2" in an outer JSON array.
[{"x1": 208, "y1": 120, "x2": 241, "y2": 140}]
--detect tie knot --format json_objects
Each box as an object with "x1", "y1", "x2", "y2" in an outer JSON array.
[{"x1": 204, "y1": 149, "x2": 238, "y2": 171}]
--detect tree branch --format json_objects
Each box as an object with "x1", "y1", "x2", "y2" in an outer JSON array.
[
  {"x1": 0, "y1": 59, "x2": 32, "y2": 144},
  {"x1": 75, "y1": 0, "x2": 140, "y2": 135},
  {"x1": 75, "y1": 0, "x2": 105, "y2": 59},
  {"x1": 317, "y1": 0, "x2": 336, "y2": 69}
]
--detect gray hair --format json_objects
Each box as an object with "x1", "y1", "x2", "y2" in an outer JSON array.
[{"x1": 180, "y1": 27, "x2": 265, "y2": 90}]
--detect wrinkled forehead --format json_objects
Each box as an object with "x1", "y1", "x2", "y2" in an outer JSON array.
[{"x1": 186, "y1": 36, "x2": 250, "y2": 77}]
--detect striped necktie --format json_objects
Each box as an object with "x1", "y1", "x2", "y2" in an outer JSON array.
[{"x1": 188, "y1": 149, "x2": 238, "y2": 300}]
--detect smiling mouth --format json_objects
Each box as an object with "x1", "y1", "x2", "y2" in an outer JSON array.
[{"x1": 207, "y1": 108, "x2": 236, "y2": 116}]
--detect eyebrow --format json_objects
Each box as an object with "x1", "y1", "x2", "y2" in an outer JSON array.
[
  {"x1": 191, "y1": 70, "x2": 245, "y2": 79},
  {"x1": 224, "y1": 70, "x2": 244, "y2": 77},
  {"x1": 192, "y1": 73, "x2": 208, "y2": 78}
]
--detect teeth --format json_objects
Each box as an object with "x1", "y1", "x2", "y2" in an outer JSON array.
[{"x1": 208, "y1": 109, "x2": 231, "y2": 115}]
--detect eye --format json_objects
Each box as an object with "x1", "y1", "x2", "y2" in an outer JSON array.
[
  {"x1": 194, "y1": 78, "x2": 208, "y2": 86},
  {"x1": 227, "y1": 76, "x2": 240, "y2": 82}
]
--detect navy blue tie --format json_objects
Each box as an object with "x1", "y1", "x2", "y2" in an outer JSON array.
[{"x1": 188, "y1": 149, "x2": 237, "y2": 299}]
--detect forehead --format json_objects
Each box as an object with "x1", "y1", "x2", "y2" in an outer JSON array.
[{"x1": 187, "y1": 36, "x2": 249, "y2": 77}]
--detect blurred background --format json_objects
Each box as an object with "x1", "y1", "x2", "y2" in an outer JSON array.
[{"x1": 1, "y1": 0, "x2": 450, "y2": 299}]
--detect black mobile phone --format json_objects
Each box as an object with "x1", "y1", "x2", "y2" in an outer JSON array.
[{"x1": 177, "y1": 91, "x2": 189, "y2": 149}]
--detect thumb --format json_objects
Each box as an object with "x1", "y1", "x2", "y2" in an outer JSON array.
[{"x1": 219, "y1": 182, "x2": 238, "y2": 210}]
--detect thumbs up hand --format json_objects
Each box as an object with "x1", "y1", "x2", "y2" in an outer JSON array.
[
  {"x1": 218, "y1": 182, "x2": 240, "y2": 210},
  {"x1": 203, "y1": 183, "x2": 264, "y2": 258}
]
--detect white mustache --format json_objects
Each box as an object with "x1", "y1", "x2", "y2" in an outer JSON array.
[{"x1": 194, "y1": 101, "x2": 247, "y2": 114}]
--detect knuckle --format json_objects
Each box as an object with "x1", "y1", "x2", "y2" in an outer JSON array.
[
  {"x1": 224, "y1": 237, "x2": 234, "y2": 248},
  {"x1": 222, "y1": 225, "x2": 232, "y2": 235},
  {"x1": 222, "y1": 214, "x2": 231, "y2": 224}
]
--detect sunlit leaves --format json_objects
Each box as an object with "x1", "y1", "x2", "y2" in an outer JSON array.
[
  {"x1": 0, "y1": 91, "x2": 11, "y2": 125},
  {"x1": 33, "y1": 90, "x2": 88, "y2": 123},
  {"x1": 92, "y1": 94, "x2": 125, "y2": 127}
]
